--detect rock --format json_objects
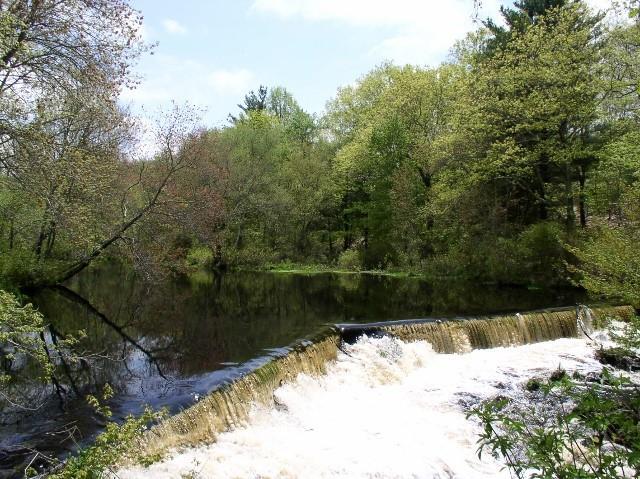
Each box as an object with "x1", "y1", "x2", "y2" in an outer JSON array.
[{"x1": 595, "y1": 347, "x2": 640, "y2": 371}]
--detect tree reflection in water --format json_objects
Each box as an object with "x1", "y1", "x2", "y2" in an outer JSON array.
[{"x1": 0, "y1": 264, "x2": 587, "y2": 476}]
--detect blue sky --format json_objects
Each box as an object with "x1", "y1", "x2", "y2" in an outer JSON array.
[{"x1": 123, "y1": 0, "x2": 610, "y2": 128}]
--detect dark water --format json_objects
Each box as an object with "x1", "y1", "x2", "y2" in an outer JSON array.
[{"x1": 0, "y1": 265, "x2": 588, "y2": 476}]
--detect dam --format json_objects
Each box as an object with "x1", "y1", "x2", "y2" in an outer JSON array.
[{"x1": 115, "y1": 305, "x2": 634, "y2": 478}]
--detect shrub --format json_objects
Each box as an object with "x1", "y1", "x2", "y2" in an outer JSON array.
[
  {"x1": 223, "y1": 244, "x2": 279, "y2": 268},
  {"x1": 48, "y1": 395, "x2": 165, "y2": 478},
  {"x1": 470, "y1": 371, "x2": 640, "y2": 479},
  {"x1": 572, "y1": 226, "x2": 640, "y2": 308},
  {"x1": 337, "y1": 248, "x2": 362, "y2": 271},
  {"x1": 185, "y1": 245, "x2": 214, "y2": 270},
  {"x1": 0, "y1": 290, "x2": 52, "y2": 387}
]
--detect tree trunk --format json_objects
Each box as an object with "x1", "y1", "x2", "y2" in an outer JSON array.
[
  {"x1": 578, "y1": 165, "x2": 587, "y2": 228},
  {"x1": 343, "y1": 221, "x2": 352, "y2": 250},
  {"x1": 45, "y1": 222, "x2": 56, "y2": 257},
  {"x1": 235, "y1": 224, "x2": 243, "y2": 249},
  {"x1": 535, "y1": 164, "x2": 548, "y2": 221},
  {"x1": 52, "y1": 201, "x2": 155, "y2": 285},
  {"x1": 34, "y1": 225, "x2": 46, "y2": 258},
  {"x1": 418, "y1": 168, "x2": 431, "y2": 190},
  {"x1": 565, "y1": 165, "x2": 575, "y2": 231},
  {"x1": 8, "y1": 218, "x2": 14, "y2": 249}
]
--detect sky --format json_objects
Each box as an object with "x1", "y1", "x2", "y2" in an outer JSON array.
[{"x1": 123, "y1": 0, "x2": 612, "y2": 128}]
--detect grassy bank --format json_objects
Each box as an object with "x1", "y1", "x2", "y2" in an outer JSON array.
[{"x1": 255, "y1": 262, "x2": 426, "y2": 278}]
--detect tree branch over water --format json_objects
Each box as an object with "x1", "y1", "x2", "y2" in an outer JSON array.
[
  {"x1": 48, "y1": 104, "x2": 203, "y2": 286},
  {"x1": 53, "y1": 285, "x2": 170, "y2": 380}
]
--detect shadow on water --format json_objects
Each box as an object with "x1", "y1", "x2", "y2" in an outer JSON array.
[{"x1": 0, "y1": 264, "x2": 588, "y2": 476}]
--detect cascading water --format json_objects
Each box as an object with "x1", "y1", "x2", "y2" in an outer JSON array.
[
  {"x1": 141, "y1": 331, "x2": 341, "y2": 455},
  {"x1": 127, "y1": 305, "x2": 634, "y2": 477},
  {"x1": 338, "y1": 305, "x2": 633, "y2": 352}
]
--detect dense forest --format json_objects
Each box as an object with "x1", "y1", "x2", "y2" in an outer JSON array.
[
  {"x1": 1, "y1": 0, "x2": 640, "y2": 477},
  {"x1": 0, "y1": 0, "x2": 638, "y2": 301}
]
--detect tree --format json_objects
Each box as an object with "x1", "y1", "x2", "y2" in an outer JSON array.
[
  {"x1": 0, "y1": 0, "x2": 145, "y2": 100},
  {"x1": 0, "y1": 0, "x2": 156, "y2": 287},
  {"x1": 267, "y1": 86, "x2": 317, "y2": 145},
  {"x1": 470, "y1": 2, "x2": 603, "y2": 230},
  {"x1": 329, "y1": 63, "x2": 462, "y2": 268},
  {"x1": 52, "y1": 103, "x2": 204, "y2": 285},
  {"x1": 0, "y1": 1, "x2": 217, "y2": 287},
  {"x1": 228, "y1": 85, "x2": 268, "y2": 123},
  {"x1": 482, "y1": 0, "x2": 567, "y2": 55},
  {"x1": 267, "y1": 86, "x2": 299, "y2": 122}
]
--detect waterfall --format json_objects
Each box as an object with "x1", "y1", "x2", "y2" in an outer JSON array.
[
  {"x1": 339, "y1": 305, "x2": 634, "y2": 353},
  {"x1": 577, "y1": 303, "x2": 595, "y2": 337},
  {"x1": 138, "y1": 304, "x2": 634, "y2": 457},
  {"x1": 141, "y1": 331, "x2": 341, "y2": 456}
]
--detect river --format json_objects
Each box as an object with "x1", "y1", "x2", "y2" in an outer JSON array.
[
  {"x1": 0, "y1": 265, "x2": 587, "y2": 476},
  {"x1": 116, "y1": 334, "x2": 608, "y2": 479}
]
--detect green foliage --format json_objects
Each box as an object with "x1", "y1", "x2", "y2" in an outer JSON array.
[
  {"x1": 0, "y1": 290, "x2": 52, "y2": 386},
  {"x1": 223, "y1": 243, "x2": 279, "y2": 268},
  {"x1": 423, "y1": 222, "x2": 568, "y2": 285},
  {"x1": 0, "y1": 0, "x2": 154, "y2": 288},
  {"x1": 50, "y1": 405, "x2": 166, "y2": 478},
  {"x1": 0, "y1": 290, "x2": 85, "y2": 413},
  {"x1": 86, "y1": 384, "x2": 115, "y2": 419},
  {"x1": 572, "y1": 226, "x2": 640, "y2": 307},
  {"x1": 337, "y1": 249, "x2": 363, "y2": 271},
  {"x1": 2, "y1": 0, "x2": 640, "y2": 293},
  {"x1": 185, "y1": 245, "x2": 214, "y2": 270},
  {"x1": 470, "y1": 371, "x2": 640, "y2": 478},
  {"x1": 611, "y1": 316, "x2": 640, "y2": 351},
  {"x1": 587, "y1": 131, "x2": 640, "y2": 219},
  {"x1": 517, "y1": 222, "x2": 568, "y2": 282},
  {"x1": 28, "y1": 383, "x2": 169, "y2": 478},
  {"x1": 1, "y1": 290, "x2": 166, "y2": 477}
]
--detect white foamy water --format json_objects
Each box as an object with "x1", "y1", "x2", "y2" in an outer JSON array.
[{"x1": 118, "y1": 334, "x2": 609, "y2": 479}]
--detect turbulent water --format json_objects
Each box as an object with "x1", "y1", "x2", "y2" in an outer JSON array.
[{"x1": 117, "y1": 333, "x2": 611, "y2": 479}]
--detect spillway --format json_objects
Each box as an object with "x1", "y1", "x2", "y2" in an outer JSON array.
[
  {"x1": 136, "y1": 306, "x2": 634, "y2": 464},
  {"x1": 118, "y1": 335, "x2": 628, "y2": 477}
]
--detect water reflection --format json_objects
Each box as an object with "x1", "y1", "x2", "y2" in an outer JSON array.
[{"x1": 0, "y1": 265, "x2": 587, "y2": 477}]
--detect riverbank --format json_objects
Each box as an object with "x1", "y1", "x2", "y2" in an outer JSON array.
[
  {"x1": 241, "y1": 263, "x2": 581, "y2": 289},
  {"x1": 253, "y1": 262, "x2": 421, "y2": 278}
]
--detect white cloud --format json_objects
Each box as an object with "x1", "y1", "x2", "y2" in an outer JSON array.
[
  {"x1": 208, "y1": 69, "x2": 256, "y2": 95},
  {"x1": 122, "y1": 57, "x2": 255, "y2": 104},
  {"x1": 252, "y1": 0, "x2": 616, "y2": 66},
  {"x1": 119, "y1": 55, "x2": 257, "y2": 128},
  {"x1": 120, "y1": 84, "x2": 171, "y2": 104},
  {"x1": 251, "y1": 0, "x2": 504, "y2": 65},
  {"x1": 251, "y1": 0, "x2": 457, "y2": 27},
  {"x1": 162, "y1": 18, "x2": 188, "y2": 35}
]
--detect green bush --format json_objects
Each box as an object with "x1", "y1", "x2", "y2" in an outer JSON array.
[
  {"x1": 223, "y1": 244, "x2": 279, "y2": 268},
  {"x1": 0, "y1": 293, "x2": 164, "y2": 478},
  {"x1": 0, "y1": 249, "x2": 50, "y2": 290},
  {"x1": 0, "y1": 290, "x2": 52, "y2": 387},
  {"x1": 49, "y1": 398, "x2": 165, "y2": 478},
  {"x1": 185, "y1": 245, "x2": 214, "y2": 270},
  {"x1": 424, "y1": 222, "x2": 568, "y2": 286},
  {"x1": 337, "y1": 248, "x2": 362, "y2": 271},
  {"x1": 470, "y1": 370, "x2": 640, "y2": 479},
  {"x1": 572, "y1": 226, "x2": 640, "y2": 308},
  {"x1": 517, "y1": 222, "x2": 567, "y2": 283}
]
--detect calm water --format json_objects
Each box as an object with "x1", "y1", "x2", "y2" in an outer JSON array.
[{"x1": 0, "y1": 265, "x2": 587, "y2": 476}]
